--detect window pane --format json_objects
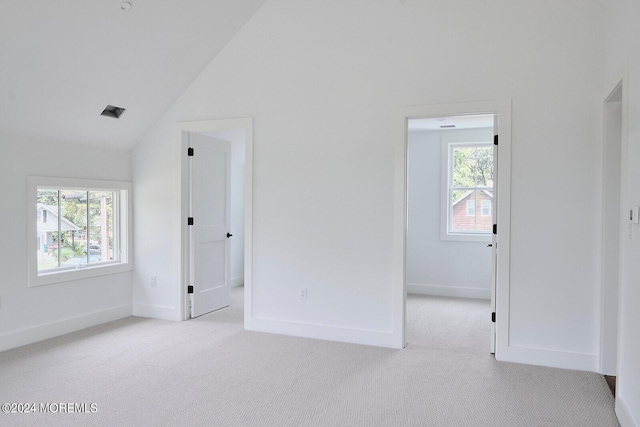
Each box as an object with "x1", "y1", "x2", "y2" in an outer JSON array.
[
  {"x1": 60, "y1": 190, "x2": 87, "y2": 267},
  {"x1": 474, "y1": 146, "x2": 493, "y2": 187},
  {"x1": 452, "y1": 147, "x2": 478, "y2": 187},
  {"x1": 37, "y1": 189, "x2": 59, "y2": 271},
  {"x1": 451, "y1": 190, "x2": 494, "y2": 233},
  {"x1": 452, "y1": 146, "x2": 494, "y2": 188},
  {"x1": 35, "y1": 188, "x2": 120, "y2": 272},
  {"x1": 89, "y1": 191, "x2": 115, "y2": 263},
  {"x1": 475, "y1": 191, "x2": 493, "y2": 231},
  {"x1": 451, "y1": 190, "x2": 475, "y2": 232}
]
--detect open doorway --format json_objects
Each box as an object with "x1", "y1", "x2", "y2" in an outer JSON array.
[
  {"x1": 392, "y1": 99, "x2": 511, "y2": 357},
  {"x1": 405, "y1": 114, "x2": 495, "y2": 353},
  {"x1": 178, "y1": 118, "x2": 253, "y2": 324}
]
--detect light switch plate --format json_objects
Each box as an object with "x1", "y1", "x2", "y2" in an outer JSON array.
[{"x1": 631, "y1": 206, "x2": 639, "y2": 225}]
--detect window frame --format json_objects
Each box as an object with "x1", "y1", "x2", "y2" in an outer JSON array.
[
  {"x1": 440, "y1": 138, "x2": 493, "y2": 243},
  {"x1": 27, "y1": 176, "x2": 133, "y2": 287}
]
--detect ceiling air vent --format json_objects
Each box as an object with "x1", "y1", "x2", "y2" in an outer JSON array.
[{"x1": 101, "y1": 105, "x2": 126, "y2": 119}]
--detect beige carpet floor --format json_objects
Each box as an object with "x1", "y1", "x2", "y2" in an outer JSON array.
[
  {"x1": 406, "y1": 293, "x2": 491, "y2": 354},
  {"x1": 0, "y1": 288, "x2": 619, "y2": 426}
]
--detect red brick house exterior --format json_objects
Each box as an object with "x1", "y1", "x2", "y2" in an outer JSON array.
[{"x1": 451, "y1": 190, "x2": 493, "y2": 233}]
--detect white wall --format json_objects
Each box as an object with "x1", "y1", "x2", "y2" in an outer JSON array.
[
  {"x1": 0, "y1": 134, "x2": 132, "y2": 351},
  {"x1": 132, "y1": 0, "x2": 606, "y2": 360},
  {"x1": 131, "y1": 118, "x2": 180, "y2": 320},
  {"x1": 407, "y1": 128, "x2": 493, "y2": 300},
  {"x1": 603, "y1": 0, "x2": 640, "y2": 425}
]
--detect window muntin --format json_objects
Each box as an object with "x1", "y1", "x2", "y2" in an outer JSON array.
[
  {"x1": 28, "y1": 177, "x2": 132, "y2": 287},
  {"x1": 447, "y1": 143, "x2": 493, "y2": 236}
]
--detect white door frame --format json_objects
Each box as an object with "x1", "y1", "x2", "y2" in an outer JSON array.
[
  {"x1": 178, "y1": 118, "x2": 253, "y2": 322},
  {"x1": 600, "y1": 79, "x2": 626, "y2": 375},
  {"x1": 393, "y1": 100, "x2": 511, "y2": 357}
]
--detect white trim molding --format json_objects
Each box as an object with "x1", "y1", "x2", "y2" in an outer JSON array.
[
  {"x1": 616, "y1": 395, "x2": 637, "y2": 427},
  {"x1": 407, "y1": 283, "x2": 491, "y2": 300},
  {"x1": 0, "y1": 304, "x2": 132, "y2": 352},
  {"x1": 245, "y1": 317, "x2": 394, "y2": 348},
  {"x1": 132, "y1": 304, "x2": 181, "y2": 321}
]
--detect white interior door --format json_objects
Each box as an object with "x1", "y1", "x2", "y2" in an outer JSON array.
[
  {"x1": 490, "y1": 115, "x2": 498, "y2": 353},
  {"x1": 189, "y1": 133, "x2": 232, "y2": 318}
]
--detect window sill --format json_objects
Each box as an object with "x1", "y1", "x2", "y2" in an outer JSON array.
[
  {"x1": 29, "y1": 262, "x2": 133, "y2": 287},
  {"x1": 440, "y1": 232, "x2": 492, "y2": 243}
]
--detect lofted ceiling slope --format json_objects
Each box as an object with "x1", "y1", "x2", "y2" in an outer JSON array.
[{"x1": 0, "y1": 0, "x2": 266, "y2": 149}]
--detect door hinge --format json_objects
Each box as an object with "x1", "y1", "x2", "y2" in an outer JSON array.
[
  {"x1": 188, "y1": 285, "x2": 194, "y2": 294},
  {"x1": 188, "y1": 147, "x2": 194, "y2": 156},
  {"x1": 494, "y1": 135, "x2": 498, "y2": 146},
  {"x1": 491, "y1": 312, "x2": 496, "y2": 323},
  {"x1": 493, "y1": 224, "x2": 497, "y2": 234},
  {"x1": 188, "y1": 217, "x2": 194, "y2": 226}
]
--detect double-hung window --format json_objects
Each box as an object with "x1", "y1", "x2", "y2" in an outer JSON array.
[
  {"x1": 441, "y1": 141, "x2": 493, "y2": 241},
  {"x1": 28, "y1": 177, "x2": 132, "y2": 287}
]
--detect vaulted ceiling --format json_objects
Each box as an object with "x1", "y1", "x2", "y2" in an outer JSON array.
[{"x1": 0, "y1": 0, "x2": 266, "y2": 149}]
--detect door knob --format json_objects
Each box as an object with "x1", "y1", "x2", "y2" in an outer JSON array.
[{"x1": 227, "y1": 233, "x2": 233, "y2": 238}]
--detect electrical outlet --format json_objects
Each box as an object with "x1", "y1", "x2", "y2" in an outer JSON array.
[
  {"x1": 300, "y1": 288, "x2": 307, "y2": 300},
  {"x1": 150, "y1": 275, "x2": 157, "y2": 287}
]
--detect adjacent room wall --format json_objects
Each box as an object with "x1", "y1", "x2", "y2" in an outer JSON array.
[
  {"x1": 0, "y1": 134, "x2": 133, "y2": 351},
  {"x1": 132, "y1": 0, "x2": 606, "y2": 363},
  {"x1": 407, "y1": 128, "x2": 493, "y2": 300},
  {"x1": 603, "y1": 0, "x2": 640, "y2": 425}
]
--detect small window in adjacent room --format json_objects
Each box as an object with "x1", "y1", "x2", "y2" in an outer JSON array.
[
  {"x1": 466, "y1": 200, "x2": 476, "y2": 216},
  {"x1": 481, "y1": 199, "x2": 492, "y2": 217},
  {"x1": 443, "y1": 142, "x2": 493, "y2": 241},
  {"x1": 27, "y1": 176, "x2": 132, "y2": 287}
]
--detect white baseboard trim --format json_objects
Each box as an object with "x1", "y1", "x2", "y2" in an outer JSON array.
[
  {"x1": 231, "y1": 276, "x2": 244, "y2": 288},
  {"x1": 0, "y1": 304, "x2": 132, "y2": 353},
  {"x1": 132, "y1": 304, "x2": 181, "y2": 321},
  {"x1": 407, "y1": 283, "x2": 491, "y2": 300},
  {"x1": 245, "y1": 316, "x2": 394, "y2": 348},
  {"x1": 496, "y1": 344, "x2": 599, "y2": 372},
  {"x1": 616, "y1": 395, "x2": 637, "y2": 427}
]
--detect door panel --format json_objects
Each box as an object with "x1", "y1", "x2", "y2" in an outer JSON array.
[
  {"x1": 190, "y1": 133, "x2": 232, "y2": 318},
  {"x1": 490, "y1": 114, "x2": 498, "y2": 354}
]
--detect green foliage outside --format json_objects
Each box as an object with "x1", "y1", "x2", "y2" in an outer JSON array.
[{"x1": 451, "y1": 145, "x2": 493, "y2": 202}]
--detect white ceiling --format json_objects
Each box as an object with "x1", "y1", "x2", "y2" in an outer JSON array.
[
  {"x1": 408, "y1": 114, "x2": 494, "y2": 131},
  {"x1": 0, "y1": 0, "x2": 266, "y2": 149}
]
